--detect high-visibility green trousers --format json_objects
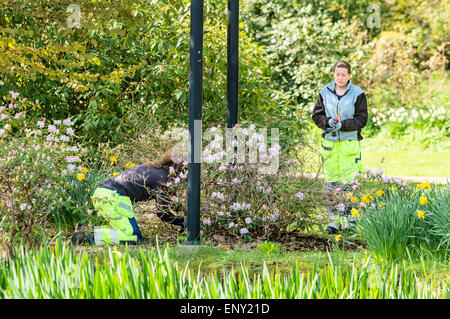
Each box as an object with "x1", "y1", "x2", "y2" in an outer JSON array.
[
  {"x1": 321, "y1": 139, "x2": 362, "y2": 183},
  {"x1": 91, "y1": 187, "x2": 138, "y2": 246},
  {"x1": 322, "y1": 139, "x2": 362, "y2": 231}
]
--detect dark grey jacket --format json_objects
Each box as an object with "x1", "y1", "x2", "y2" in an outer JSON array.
[{"x1": 98, "y1": 164, "x2": 184, "y2": 226}]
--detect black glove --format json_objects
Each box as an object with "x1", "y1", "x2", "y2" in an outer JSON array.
[{"x1": 178, "y1": 223, "x2": 185, "y2": 234}]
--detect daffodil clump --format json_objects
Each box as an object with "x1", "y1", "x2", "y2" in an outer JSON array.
[
  {"x1": 328, "y1": 163, "x2": 448, "y2": 262},
  {"x1": 355, "y1": 170, "x2": 449, "y2": 261}
]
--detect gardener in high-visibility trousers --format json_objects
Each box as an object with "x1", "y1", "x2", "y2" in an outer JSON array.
[
  {"x1": 312, "y1": 61, "x2": 368, "y2": 234},
  {"x1": 71, "y1": 147, "x2": 187, "y2": 246}
]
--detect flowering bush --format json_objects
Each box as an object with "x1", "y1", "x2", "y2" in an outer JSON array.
[
  {"x1": 0, "y1": 91, "x2": 89, "y2": 255},
  {"x1": 113, "y1": 123, "x2": 328, "y2": 242}
]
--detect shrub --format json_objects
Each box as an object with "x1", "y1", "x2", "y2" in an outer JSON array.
[
  {"x1": 0, "y1": 0, "x2": 282, "y2": 148},
  {"x1": 111, "y1": 123, "x2": 329, "y2": 243},
  {"x1": 0, "y1": 91, "x2": 86, "y2": 255},
  {"x1": 242, "y1": 0, "x2": 372, "y2": 131}
]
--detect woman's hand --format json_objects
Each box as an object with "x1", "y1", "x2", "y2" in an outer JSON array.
[{"x1": 328, "y1": 118, "x2": 340, "y2": 127}]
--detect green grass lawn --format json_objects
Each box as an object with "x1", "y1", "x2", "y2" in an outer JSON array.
[
  {"x1": 299, "y1": 128, "x2": 450, "y2": 178},
  {"x1": 361, "y1": 132, "x2": 450, "y2": 177},
  {"x1": 362, "y1": 149, "x2": 450, "y2": 177}
]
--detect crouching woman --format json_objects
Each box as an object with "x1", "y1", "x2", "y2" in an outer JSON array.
[{"x1": 71, "y1": 148, "x2": 186, "y2": 246}]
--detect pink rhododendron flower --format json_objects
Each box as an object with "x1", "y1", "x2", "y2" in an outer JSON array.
[
  {"x1": 9, "y1": 91, "x2": 19, "y2": 99},
  {"x1": 239, "y1": 227, "x2": 249, "y2": 234}
]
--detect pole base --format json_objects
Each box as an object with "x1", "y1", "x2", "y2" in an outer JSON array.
[{"x1": 178, "y1": 243, "x2": 207, "y2": 256}]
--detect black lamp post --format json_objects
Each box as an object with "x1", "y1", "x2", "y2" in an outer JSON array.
[
  {"x1": 185, "y1": 0, "x2": 239, "y2": 245},
  {"x1": 227, "y1": 0, "x2": 239, "y2": 129},
  {"x1": 185, "y1": 0, "x2": 204, "y2": 245}
]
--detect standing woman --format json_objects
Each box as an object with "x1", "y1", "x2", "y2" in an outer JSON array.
[
  {"x1": 312, "y1": 61, "x2": 368, "y2": 233},
  {"x1": 71, "y1": 147, "x2": 187, "y2": 246}
]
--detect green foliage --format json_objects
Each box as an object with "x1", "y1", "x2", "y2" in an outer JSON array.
[
  {"x1": 257, "y1": 241, "x2": 280, "y2": 255},
  {"x1": 242, "y1": 0, "x2": 372, "y2": 131},
  {"x1": 356, "y1": 177, "x2": 450, "y2": 262},
  {"x1": 0, "y1": 0, "x2": 281, "y2": 148},
  {"x1": 381, "y1": 0, "x2": 449, "y2": 72},
  {"x1": 0, "y1": 91, "x2": 85, "y2": 255},
  {"x1": 0, "y1": 242, "x2": 445, "y2": 298},
  {"x1": 364, "y1": 75, "x2": 450, "y2": 145}
]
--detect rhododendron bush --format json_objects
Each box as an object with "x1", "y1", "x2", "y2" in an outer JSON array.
[
  {"x1": 0, "y1": 91, "x2": 86, "y2": 255},
  {"x1": 115, "y1": 124, "x2": 328, "y2": 242}
]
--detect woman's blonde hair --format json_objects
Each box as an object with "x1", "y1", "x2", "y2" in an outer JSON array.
[{"x1": 145, "y1": 147, "x2": 185, "y2": 173}]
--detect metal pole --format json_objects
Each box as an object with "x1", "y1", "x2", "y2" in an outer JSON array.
[
  {"x1": 227, "y1": 0, "x2": 239, "y2": 128},
  {"x1": 185, "y1": 0, "x2": 204, "y2": 245}
]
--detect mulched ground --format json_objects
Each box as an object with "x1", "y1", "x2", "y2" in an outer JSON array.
[
  {"x1": 56, "y1": 211, "x2": 366, "y2": 253},
  {"x1": 273, "y1": 231, "x2": 366, "y2": 252}
]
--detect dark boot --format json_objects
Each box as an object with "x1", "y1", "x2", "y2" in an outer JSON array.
[{"x1": 71, "y1": 231, "x2": 94, "y2": 245}]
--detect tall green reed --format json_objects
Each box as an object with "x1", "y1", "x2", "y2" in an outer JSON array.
[{"x1": 0, "y1": 241, "x2": 445, "y2": 299}]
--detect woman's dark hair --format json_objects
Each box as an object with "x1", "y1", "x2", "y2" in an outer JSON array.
[
  {"x1": 146, "y1": 148, "x2": 184, "y2": 173},
  {"x1": 334, "y1": 61, "x2": 351, "y2": 74}
]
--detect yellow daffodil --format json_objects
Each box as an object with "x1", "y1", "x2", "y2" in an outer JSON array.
[
  {"x1": 125, "y1": 161, "x2": 136, "y2": 169},
  {"x1": 110, "y1": 156, "x2": 118, "y2": 163},
  {"x1": 419, "y1": 196, "x2": 429, "y2": 205},
  {"x1": 345, "y1": 192, "x2": 352, "y2": 198},
  {"x1": 350, "y1": 196, "x2": 358, "y2": 203},
  {"x1": 335, "y1": 234, "x2": 341, "y2": 241},
  {"x1": 369, "y1": 195, "x2": 374, "y2": 201},
  {"x1": 351, "y1": 208, "x2": 360, "y2": 218},
  {"x1": 376, "y1": 190, "x2": 384, "y2": 197},
  {"x1": 81, "y1": 167, "x2": 89, "y2": 173},
  {"x1": 112, "y1": 172, "x2": 119, "y2": 177},
  {"x1": 379, "y1": 202, "x2": 386, "y2": 208},
  {"x1": 417, "y1": 210, "x2": 425, "y2": 219},
  {"x1": 416, "y1": 180, "x2": 431, "y2": 191},
  {"x1": 77, "y1": 173, "x2": 85, "y2": 181},
  {"x1": 361, "y1": 195, "x2": 371, "y2": 205}
]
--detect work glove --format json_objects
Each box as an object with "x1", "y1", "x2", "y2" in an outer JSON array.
[
  {"x1": 324, "y1": 122, "x2": 342, "y2": 134},
  {"x1": 328, "y1": 118, "x2": 339, "y2": 128}
]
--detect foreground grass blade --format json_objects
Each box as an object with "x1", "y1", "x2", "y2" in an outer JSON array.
[{"x1": 0, "y1": 244, "x2": 446, "y2": 299}]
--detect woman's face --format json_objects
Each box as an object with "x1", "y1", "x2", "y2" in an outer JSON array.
[{"x1": 334, "y1": 67, "x2": 351, "y2": 88}]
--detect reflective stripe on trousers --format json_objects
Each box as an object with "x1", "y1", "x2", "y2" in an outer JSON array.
[{"x1": 93, "y1": 227, "x2": 137, "y2": 246}]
